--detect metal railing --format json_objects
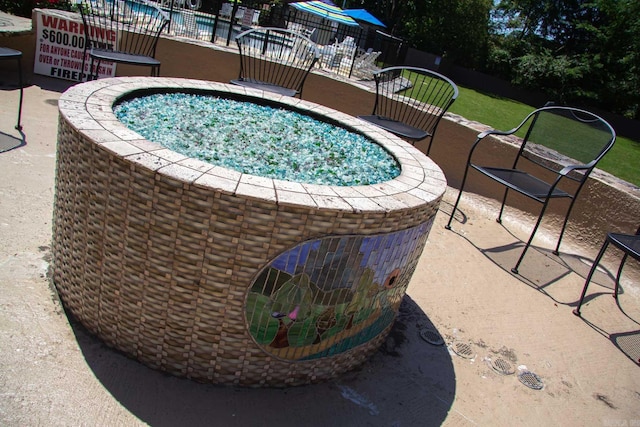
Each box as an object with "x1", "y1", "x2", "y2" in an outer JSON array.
[{"x1": 152, "y1": 0, "x2": 403, "y2": 79}]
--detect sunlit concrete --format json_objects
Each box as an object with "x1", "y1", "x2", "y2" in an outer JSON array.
[{"x1": 1, "y1": 10, "x2": 639, "y2": 426}]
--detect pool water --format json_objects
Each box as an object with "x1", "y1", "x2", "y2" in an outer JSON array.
[{"x1": 114, "y1": 93, "x2": 401, "y2": 186}]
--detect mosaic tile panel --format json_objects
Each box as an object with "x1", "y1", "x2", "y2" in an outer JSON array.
[{"x1": 246, "y1": 222, "x2": 432, "y2": 360}]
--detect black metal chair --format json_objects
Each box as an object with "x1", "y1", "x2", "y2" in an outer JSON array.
[
  {"x1": 358, "y1": 66, "x2": 458, "y2": 155},
  {"x1": 0, "y1": 47, "x2": 24, "y2": 130},
  {"x1": 231, "y1": 27, "x2": 319, "y2": 98},
  {"x1": 573, "y1": 227, "x2": 640, "y2": 317},
  {"x1": 445, "y1": 106, "x2": 616, "y2": 274},
  {"x1": 78, "y1": 0, "x2": 170, "y2": 81}
]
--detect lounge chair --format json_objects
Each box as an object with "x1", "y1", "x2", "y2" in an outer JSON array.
[{"x1": 351, "y1": 49, "x2": 381, "y2": 80}]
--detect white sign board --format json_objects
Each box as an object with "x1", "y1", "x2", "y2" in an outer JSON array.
[
  {"x1": 34, "y1": 10, "x2": 117, "y2": 82},
  {"x1": 241, "y1": 8, "x2": 254, "y2": 27}
]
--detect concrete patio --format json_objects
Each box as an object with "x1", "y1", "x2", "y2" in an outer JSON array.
[
  {"x1": 0, "y1": 70, "x2": 639, "y2": 426},
  {"x1": 1, "y1": 7, "x2": 639, "y2": 424}
]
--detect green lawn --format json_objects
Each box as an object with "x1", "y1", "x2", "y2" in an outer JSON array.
[{"x1": 447, "y1": 86, "x2": 640, "y2": 187}]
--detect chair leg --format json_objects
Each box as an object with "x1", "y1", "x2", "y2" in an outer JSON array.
[
  {"x1": 80, "y1": 50, "x2": 87, "y2": 82},
  {"x1": 15, "y1": 54, "x2": 23, "y2": 131},
  {"x1": 511, "y1": 198, "x2": 552, "y2": 274},
  {"x1": 496, "y1": 187, "x2": 509, "y2": 224},
  {"x1": 95, "y1": 59, "x2": 102, "y2": 80},
  {"x1": 89, "y1": 56, "x2": 96, "y2": 80},
  {"x1": 552, "y1": 196, "x2": 579, "y2": 256},
  {"x1": 424, "y1": 136, "x2": 433, "y2": 156},
  {"x1": 445, "y1": 190, "x2": 463, "y2": 230},
  {"x1": 573, "y1": 238, "x2": 610, "y2": 316},
  {"x1": 445, "y1": 165, "x2": 472, "y2": 230},
  {"x1": 613, "y1": 254, "x2": 629, "y2": 301}
]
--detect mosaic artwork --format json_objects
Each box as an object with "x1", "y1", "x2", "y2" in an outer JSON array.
[{"x1": 245, "y1": 221, "x2": 433, "y2": 360}]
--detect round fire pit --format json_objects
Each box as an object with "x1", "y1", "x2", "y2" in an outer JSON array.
[{"x1": 52, "y1": 77, "x2": 446, "y2": 386}]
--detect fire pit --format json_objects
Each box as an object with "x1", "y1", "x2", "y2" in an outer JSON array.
[{"x1": 52, "y1": 77, "x2": 446, "y2": 386}]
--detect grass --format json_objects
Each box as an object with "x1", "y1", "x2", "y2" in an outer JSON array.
[{"x1": 447, "y1": 86, "x2": 640, "y2": 187}]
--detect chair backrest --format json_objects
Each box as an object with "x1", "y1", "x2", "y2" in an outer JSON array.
[
  {"x1": 511, "y1": 106, "x2": 616, "y2": 181},
  {"x1": 235, "y1": 27, "x2": 320, "y2": 97},
  {"x1": 371, "y1": 66, "x2": 459, "y2": 140},
  {"x1": 78, "y1": 0, "x2": 169, "y2": 58},
  {"x1": 354, "y1": 50, "x2": 380, "y2": 68}
]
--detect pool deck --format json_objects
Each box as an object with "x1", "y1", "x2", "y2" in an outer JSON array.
[{"x1": 0, "y1": 74, "x2": 639, "y2": 426}]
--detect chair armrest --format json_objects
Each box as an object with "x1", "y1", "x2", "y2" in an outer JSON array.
[
  {"x1": 477, "y1": 128, "x2": 518, "y2": 139},
  {"x1": 468, "y1": 128, "x2": 522, "y2": 166},
  {"x1": 471, "y1": 128, "x2": 517, "y2": 152},
  {"x1": 558, "y1": 164, "x2": 589, "y2": 176}
]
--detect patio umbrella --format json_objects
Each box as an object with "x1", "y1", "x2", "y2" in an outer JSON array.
[
  {"x1": 289, "y1": 1, "x2": 360, "y2": 27},
  {"x1": 343, "y1": 9, "x2": 386, "y2": 28}
]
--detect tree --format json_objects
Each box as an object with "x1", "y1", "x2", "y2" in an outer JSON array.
[
  {"x1": 345, "y1": 0, "x2": 405, "y2": 33},
  {"x1": 590, "y1": 0, "x2": 640, "y2": 119},
  {"x1": 352, "y1": 0, "x2": 492, "y2": 69},
  {"x1": 493, "y1": 0, "x2": 586, "y2": 41},
  {"x1": 404, "y1": 0, "x2": 492, "y2": 67},
  {"x1": 488, "y1": 0, "x2": 640, "y2": 119}
]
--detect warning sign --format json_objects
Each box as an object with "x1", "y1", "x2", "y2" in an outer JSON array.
[{"x1": 34, "y1": 10, "x2": 117, "y2": 82}]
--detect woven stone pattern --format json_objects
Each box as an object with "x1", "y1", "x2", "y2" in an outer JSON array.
[{"x1": 52, "y1": 78, "x2": 445, "y2": 386}]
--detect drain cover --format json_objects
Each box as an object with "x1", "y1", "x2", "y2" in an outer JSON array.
[
  {"x1": 451, "y1": 341, "x2": 475, "y2": 359},
  {"x1": 518, "y1": 371, "x2": 544, "y2": 390},
  {"x1": 489, "y1": 358, "x2": 515, "y2": 375},
  {"x1": 419, "y1": 328, "x2": 444, "y2": 346}
]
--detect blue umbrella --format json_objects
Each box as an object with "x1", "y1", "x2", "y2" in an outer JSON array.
[
  {"x1": 343, "y1": 9, "x2": 386, "y2": 28},
  {"x1": 289, "y1": 1, "x2": 360, "y2": 27}
]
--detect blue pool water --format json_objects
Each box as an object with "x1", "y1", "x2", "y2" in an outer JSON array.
[{"x1": 114, "y1": 93, "x2": 401, "y2": 186}]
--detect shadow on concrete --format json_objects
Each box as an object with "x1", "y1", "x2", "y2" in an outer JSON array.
[
  {"x1": 480, "y1": 228, "x2": 640, "y2": 323},
  {"x1": 30, "y1": 74, "x2": 79, "y2": 94},
  {"x1": 1, "y1": 70, "x2": 76, "y2": 94},
  {"x1": 446, "y1": 219, "x2": 581, "y2": 305},
  {"x1": 65, "y1": 296, "x2": 457, "y2": 427},
  {"x1": 447, "y1": 204, "x2": 640, "y2": 369},
  {"x1": 0, "y1": 130, "x2": 25, "y2": 153},
  {"x1": 610, "y1": 330, "x2": 640, "y2": 366},
  {"x1": 437, "y1": 199, "x2": 468, "y2": 226}
]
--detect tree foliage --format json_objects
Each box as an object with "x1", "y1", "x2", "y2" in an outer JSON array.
[
  {"x1": 488, "y1": 0, "x2": 640, "y2": 119},
  {"x1": 351, "y1": 0, "x2": 492, "y2": 68},
  {"x1": 349, "y1": 0, "x2": 638, "y2": 118},
  {"x1": 4, "y1": 0, "x2": 638, "y2": 118}
]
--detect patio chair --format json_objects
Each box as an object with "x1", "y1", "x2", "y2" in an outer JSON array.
[
  {"x1": 78, "y1": 0, "x2": 170, "y2": 81},
  {"x1": 573, "y1": 226, "x2": 640, "y2": 317},
  {"x1": 444, "y1": 106, "x2": 617, "y2": 274},
  {"x1": 358, "y1": 66, "x2": 459, "y2": 155},
  {"x1": 0, "y1": 47, "x2": 23, "y2": 130},
  {"x1": 351, "y1": 49, "x2": 381, "y2": 80},
  {"x1": 231, "y1": 27, "x2": 319, "y2": 98}
]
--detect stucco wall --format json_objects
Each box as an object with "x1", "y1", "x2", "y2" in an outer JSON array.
[
  {"x1": 154, "y1": 37, "x2": 640, "y2": 261},
  {"x1": 2, "y1": 25, "x2": 639, "y2": 260}
]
